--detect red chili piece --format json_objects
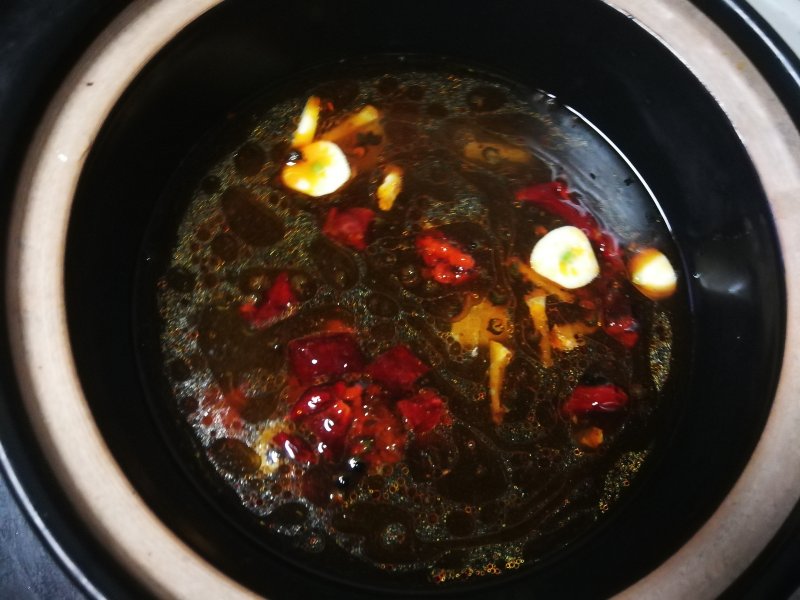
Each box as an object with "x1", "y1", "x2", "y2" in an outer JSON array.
[
  {"x1": 290, "y1": 381, "x2": 346, "y2": 421},
  {"x1": 515, "y1": 181, "x2": 594, "y2": 230},
  {"x1": 322, "y1": 207, "x2": 375, "y2": 251},
  {"x1": 365, "y1": 345, "x2": 430, "y2": 395},
  {"x1": 602, "y1": 285, "x2": 640, "y2": 348},
  {"x1": 348, "y1": 399, "x2": 406, "y2": 466},
  {"x1": 287, "y1": 382, "x2": 362, "y2": 461},
  {"x1": 273, "y1": 432, "x2": 317, "y2": 464},
  {"x1": 239, "y1": 271, "x2": 297, "y2": 327},
  {"x1": 416, "y1": 231, "x2": 476, "y2": 285},
  {"x1": 562, "y1": 384, "x2": 629, "y2": 416},
  {"x1": 281, "y1": 338, "x2": 452, "y2": 469},
  {"x1": 287, "y1": 332, "x2": 365, "y2": 384},
  {"x1": 397, "y1": 389, "x2": 452, "y2": 434},
  {"x1": 304, "y1": 400, "x2": 354, "y2": 460},
  {"x1": 222, "y1": 387, "x2": 247, "y2": 412}
]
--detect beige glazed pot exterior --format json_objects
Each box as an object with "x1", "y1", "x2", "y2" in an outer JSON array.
[{"x1": 6, "y1": 0, "x2": 800, "y2": 598}]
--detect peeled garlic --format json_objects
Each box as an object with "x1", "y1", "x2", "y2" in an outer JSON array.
[
  {"x1": 280, "y1": 140, "x2": 351, "y2": 197},
  {"x1": 530, "y1": 225, "x2": 599, "y2": 289},
  {"x1": 628, "y1": 248, "x2": 677, "y2": 300}
]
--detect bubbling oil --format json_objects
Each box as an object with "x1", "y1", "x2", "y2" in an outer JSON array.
[{"x1": 156, "y1": 68, "x2": 676, "y2": 584}]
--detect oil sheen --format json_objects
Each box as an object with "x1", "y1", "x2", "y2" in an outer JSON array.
[{"x1": 155, "y1": 69, "x2": 677, "y2": 585}]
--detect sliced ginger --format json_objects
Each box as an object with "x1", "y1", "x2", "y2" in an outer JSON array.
[
  {"x1": 464, "y1": 139, "x2": 531, "y2": 165},
  {"x1": 550, "y1": 321, "x2": 598, "y2": 352},
  {"x1": 525, "y1": 293, "x2": 553, "y2": 368},
  {"x1": 450, "y1": 298, "x2": 511, "y2": 353},
  {"x1": 322, "y1": 104, "x2": 384, "y2": 174},
  {"x1": 488, "y1": 340, "x2": 512, "y2": 425},
  {"x1": 511, "y1": 258, "x2": 574, "y2": 303},
  {"x1": 377, "y1": 165, "x2": 403, "y2": 211},
  {"x1": 291, "y1": 96, "x2": 321, "y2": 148},
  {"x1": 321, "y1": 105, "x2": 380, "y2": 145}
]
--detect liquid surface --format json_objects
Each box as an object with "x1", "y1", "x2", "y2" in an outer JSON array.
[{"x1": 154, "y1": 69, "x2": 677, "y2": 585}]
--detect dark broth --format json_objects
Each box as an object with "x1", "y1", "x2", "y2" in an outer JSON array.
[{"x1": 154, "y1": 68, "x2": 678, "y2": 585}]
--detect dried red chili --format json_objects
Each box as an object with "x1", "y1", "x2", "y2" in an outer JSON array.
[
  {"x1": 416, "y1": 231, "x2": 477, "y2": 285},
  {"x1": 397, "y1": 389, "x2": 451, "y2": 434},
  {"x1": 287, "y1": 332, "x2": 365, "y2": 384},
  {"x1": 562, "y1": 384, "x2": 629, "y2": 416},
  {"x1": 348, "y1": 399, "x2": 406, "y2": 466},
  {"x1": 602, "y1": 284, "x2": 640, "y2": 348},
  {"x1": 322, "y1": 206, "x2": 375, "y2": 251},
  {"x1": 239, "y1": 271, "x2": 297, "y2": 326},
  {"x1": 365, "y1": 344, "x2": 430, "y2": 395},
  {"x1": 273, "y1": 432, "x2": 317, "y2": 464}
]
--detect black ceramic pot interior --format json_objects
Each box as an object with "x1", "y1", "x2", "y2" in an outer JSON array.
[{"x1": 64, "y1": 0, "x2": 784, "y2": 598}]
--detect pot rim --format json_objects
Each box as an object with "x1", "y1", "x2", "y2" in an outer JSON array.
[{"x1": 5, "y1": 0, "x2": 800, "y2": 598}]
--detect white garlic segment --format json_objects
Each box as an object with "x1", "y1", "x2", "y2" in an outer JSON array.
[
  {"x1": 629, "y1": 248, "x2": 677, "y2": 300},
  {"x1": 280, "y1": 140, "x2": 351, "y2": 197},
  {"x1": 530, "y1": 225, "x2": 600, "y2": 289}
]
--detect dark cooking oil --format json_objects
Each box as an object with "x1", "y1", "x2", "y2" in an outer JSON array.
[{"x1": 154, "y1": 67, "x2": 678, "y2": 585}]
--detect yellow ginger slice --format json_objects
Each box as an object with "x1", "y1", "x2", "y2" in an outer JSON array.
[
  {"x1": 322, "y1": 104, "x2": 383, "y2": 174},
  {"x1": 550, "y1": 321, "x2": 598, "y2": 352},
  {"x1": 530, "y1": 225, "x2": 599, "y2": 289},
  {"x1": 280, "y1": 140, "x2": 351, "y2": 197},
  {"x1": 488, "y1": 340, "x2": 512, "y2": 425},
  {"x1": 450, "y1": 299, "x2": 511, "y2": 353},
  {"x1": 377, "y1": 165, "x2": 403, "y2": 211},
  {"x1": 291, "y1": 96, "x2": 321, "y2": 148},
  {"x1": 464, "y1": 140, "x2": 531, "y2": 165},
  {"x1": 321, "y1": 105, "x2": 380, "y2": 144},
  {"x1": 628, "y1": 248, "x2": 677, "y2": 300},
  {"x1": 511, "y1": 258, "x2": 574, "y2": 303},
  {"x1": 525, "y1": 293, "x2": 553, "y2": 368}
]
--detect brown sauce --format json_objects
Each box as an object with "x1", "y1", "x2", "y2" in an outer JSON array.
[{"x1": 155, "y1": 69, "x2": 676, "y2": 584}]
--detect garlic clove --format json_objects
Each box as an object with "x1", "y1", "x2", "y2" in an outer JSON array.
[
  {"x1": 530, "y1": 225, "x2": 599, "y2": 289},
  {"x1": 281, "y1": 140, "x2": 351, "y2": 197},
  {"x1": 628, "y1": 248, "x2": 677, "y2": 300}
]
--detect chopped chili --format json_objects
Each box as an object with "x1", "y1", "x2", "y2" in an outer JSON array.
[
  {"x1": 602, "y1": 285, "x2": 640, "y2": 348},
  {"x1": 365, "y1": 344, "x2": 430, "y2": 395},
  {"x1": 562, "y1": 384, "x2": 629, "y2": 416},
  {"x1": 239, "y1": 271, "x2": 297, "y2": 326},
  {"x1": 273, "y1": 432, "x2": 317, "y2": 464},
  {"x1": 416, "y1": 231, "x2": 476, "y2": 285},
  {"x1": 322, "y1": 206, "x2": 375, "y2": 251},
  {"x1": 287, "y1": 332, "x2": 365, "y2": 384},
  {"x1": 397, "y1": 389, "x2": 451, "y2": 434}
]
